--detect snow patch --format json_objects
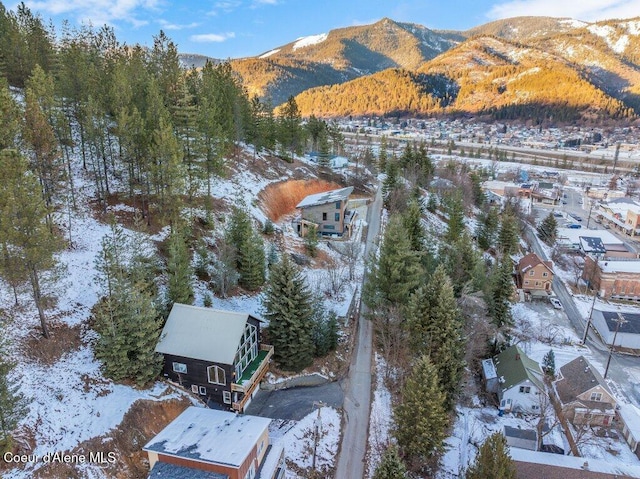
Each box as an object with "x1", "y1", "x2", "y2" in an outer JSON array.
[
  {"x1": 622, "y1": 20, "x2": 640, "y2": 36},
  {"x1": 560, "y1": 19, "x2": 587, "y2": 29},
  {"x1": 292, "y1": 33, "x2": 328, "y2": 51},
  {"x1": 259, "y1": 48, "x2": 280, "y2": 58}
]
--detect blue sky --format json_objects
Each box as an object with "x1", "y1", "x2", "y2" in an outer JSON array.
[{"x1": 15, "y1": 0, "x2": 640, "y2": 59}]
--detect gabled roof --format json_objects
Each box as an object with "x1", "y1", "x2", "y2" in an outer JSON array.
[
  {"x1": 554, "y1": 356, "x2": 614, "y2": 409},
  {"x1": 518, "y1": 252, "x2": 553, "y2": 275},
  {"x1": 493, "y1": 345, "x2": 543, "y2": 392},
  {"x1": 296, "y1": 186, "x2": 353, "y2": 209},
  {"x1": 143, "y1": 407, "x2": 271, "y2": 468},
  {"x1": 155, "y1": 303, "x2": 258, "y2": 364}
]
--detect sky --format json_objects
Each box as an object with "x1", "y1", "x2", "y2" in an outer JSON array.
[{"x1": 13, "y1": 0, "x2": 640, "y2": 59}]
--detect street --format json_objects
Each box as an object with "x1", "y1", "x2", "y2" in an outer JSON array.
[{"x1": 334, "y1": 182, "x2": 383, "y2": 479}]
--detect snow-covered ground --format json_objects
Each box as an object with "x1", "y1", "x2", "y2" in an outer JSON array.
[{"x1": 366, "y1": 353, "x2": 393, "y2": 478}]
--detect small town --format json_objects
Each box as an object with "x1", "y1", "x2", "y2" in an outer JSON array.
[{"x1": 2, "y1": 2, "x2": 640, "y2": 479}]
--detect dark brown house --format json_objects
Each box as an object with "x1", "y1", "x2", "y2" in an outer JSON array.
[{"x1": 155, "y1": 304, "x2": 273, "y2": 412}]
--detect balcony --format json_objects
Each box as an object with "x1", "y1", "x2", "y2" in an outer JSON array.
[{"x1": 231, "y1": 344, "x2": 273, "y2": 411}]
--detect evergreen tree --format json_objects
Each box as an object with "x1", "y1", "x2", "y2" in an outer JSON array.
[
  {"x1": 363, "y1": 216, "x2": 424, "y2": 310},
  {"x1": 0, "y1": 78, "x2": 21, "y2": 149},
  {"x1": 542, "y1": 349, "x2": 556, "y2": 378},
  {"x1": 305, "y1": 224, "x2": 319, "y2": 257},
  {"x1": 497, "y1": 213, "x2": 520, "y2": 255},
  {"x1": 537, "y1": 212, "x2": 558, "y2": 246},
  {"x1": 442, "y1": 231, "x2": 483, "y2": 297},
  {"x1": 238, "y1": 230, "x2": 265, "y2": 291},
  {"x1": 378, "y1": 136, "x2": 388, "y2": 172},
  {"x1": 0, "y1": 150, "x2": 61, "y2": 338},
  {"x1": 165, "y1": 228, "x2": 194, "y2": 306},
  {"x1": 0, "y1": 330, "x2": 28, "y2": 451},
  {"x1": 311, "y1": 294, "x2": 339, "y2": 357},
  {"x1": 382, "y1": 159, "x2": 399, "y2": 206},
  {"x1": 445, "y1": 194, "x2": 465, "y2": 243},
  {"x1": 487, "y1": 260, "x2": 514, "y2": 329},
  {"x1": 373, "y1": 444, "x2": 407, "y2": 479},
  {"x1": 262, "y1": 255, "x2": 314, "y2": 371},
  {"x1": 405, "y1": 265, "x2": 465, "y2": 409},
  {"x1": 278, "y1": 95, "x2": 303, "y2": 160},
  {"x1": 402, "y1": 200, "x2": 426, "y2": 252},
  {"x1": 426, "y1": 194, "x2": 438, "y2": 213},
  {"x1": 465, "y1": 433, "x2": 516, "y2": 479},
  {"x1": 394, "y1": 354, "x2": 449, "y2": 470},
  {"x1": 476, "y1": 207, "x2": 499, "y2": 250}
]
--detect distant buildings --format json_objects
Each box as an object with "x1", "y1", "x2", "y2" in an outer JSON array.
[{"x1": 583, "y1": 257, "x2": 640, "y2": 300}]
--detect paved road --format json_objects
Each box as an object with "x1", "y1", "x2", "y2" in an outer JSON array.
[
  {"x1": 245, "y1": 382, "x2": 344, "y2": 420},
  {"x1": 334, "y1": 183, "x2": 383, "y2": 479}
]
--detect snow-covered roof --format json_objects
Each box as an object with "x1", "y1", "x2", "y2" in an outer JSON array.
[
  {"x1": 143, "y1": 407, "x2": 271, "y2": 468},
  {"x1": 619, "y1": 404, "x2": 640, "y2": 443},
  {"x1": 296, "y1": 186, "x2": 354, "y2": 209},
  {"x1": 557, "y1": 228, "x2": 623, "y2": 246},
  {"x1": 599, "y1": 260, "x2": 640, "y2": 274},
  {"x1": 155, "y1": 303, "x2": 256, "y2": 364},
  {"x1": 511, "y1": 447, "x2": 640, "y2": 477},
  {"x1": 482, "y1": 358, "x2": 497, "y2": 380}
]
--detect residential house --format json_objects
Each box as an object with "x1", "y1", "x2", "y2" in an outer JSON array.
[
  {"x1": 583, "y1": 256, "x2": 640, "y2": 300},
  {"x1": 293, "y1": 186, "x2": 356, "y2": 238},
  {"x1": 492, "y1": 345, "x2": 544, "y2": 414},
  {"x1": 553, "y1": 356, "x2": 616, "y2": 426},
  {"x1": 143, "y1": 406, "x2": 286, "y2": 479},
  {"x1": 516, "y1": 252, "x2": 554, "y2": 296},
  {"x1": 590, "y1": 310, "x2": 640, "y2": 351},
  {"x1": 618, "y1": 404, "x2": 640, "y2": 459},
  {"x1": 504, "y1": 426, "x2": 538, "y2": 451},
  {"x1": 155, "y1": 303, "x2": 273, "y2": 412}
]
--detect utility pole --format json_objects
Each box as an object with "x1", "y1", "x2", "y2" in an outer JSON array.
[
  {"x1": 604, "y1": 313, "x2": 628, "y2": 379},
  {"x1": 311, "y1": 401, "x2": 324, "y2": 471},
  {"x1": 581, "y1": 255, "x2": 599, "y2": 344},
  {"x1": 612, "y1": 142, "x2": 621, "y2": 175},
  {"x1": 586, "y1": 199, "x2": 597, "y2": 229}
]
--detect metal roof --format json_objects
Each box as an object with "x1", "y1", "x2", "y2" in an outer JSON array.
[
  {"x1": 580, "y1": 236, "x2": 607, "y2": 254},
  {"x1": 155, "y1": 303, "x2": 256, "y2": 364},
  {"x1": 601, "y1": 310, "x2": 640, "y2": 334},
  {"x1": 296, "y1": 186, "x2": 353, "y2": 208},
  {"x1": 143, "y1": 407, "x2": 271, "y2": 468},
  {"x1": 493, "y1": 345, "x2": 544, "y2": 392}
]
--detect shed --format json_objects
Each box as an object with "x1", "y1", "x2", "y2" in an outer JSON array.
[
  {"x1": 482, "y1": 358, "x2": 498, "y2": 393},
  {"x1": 504, "y1": 426, "x2": 538, "y2": 451},
  {"x1": 619, "y1": 404, "x2": 640, "y2": 458}
]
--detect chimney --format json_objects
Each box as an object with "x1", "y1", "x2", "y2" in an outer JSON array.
[{"x1": 515, "y1": 353, "x2": 520, "y2": 361}]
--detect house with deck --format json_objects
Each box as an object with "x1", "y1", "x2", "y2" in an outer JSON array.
[
  {"x1": 553, "y1": 356, "x2": 616, "y2": 426},
  {"x1": 293, "y1": 186, "x2": 356, "y2": 238},
  {"x1": 491, "y1": 345, "x2": 544, "y2": 414},
  {"x1": 155, "y1": 303, "x2": 273, "y2": 412},
  {"x1": 143, "y1": 406, "x2": 286, "y2": 479}
]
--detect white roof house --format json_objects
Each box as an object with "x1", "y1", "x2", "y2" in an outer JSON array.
[
  {"x1": 155, "y1": 303, "x2": 259, "y2": 364},
  {"x1": 296, "y1": 186, "x2": 354, "y2": 209}
]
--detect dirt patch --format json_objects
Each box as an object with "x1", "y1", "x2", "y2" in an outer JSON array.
[
  {"x1": 20, "y1": 321, "x2": 83, "y2": 365},
  {"x1": 26, "y1": 395, "x2": 193, "y2": 479},
  {"x1": 259, "y1": 179, "x2": 343, "y2": 222}
]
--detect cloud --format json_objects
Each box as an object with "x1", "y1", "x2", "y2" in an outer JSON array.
[
  {"x1": 23, "y1": 0, "x2": 162, "y2": 26},
  {"x1": 158, "y1": 19, "x2": 200, "y2": 31},
  {"x1": 488, "y1": 0, "x2": 640, "y2": 22},
  {"x1": 190, "y1": 32, "x2": 236, "y2": 42}
]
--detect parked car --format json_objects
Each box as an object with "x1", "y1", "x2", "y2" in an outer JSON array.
[
  {"x1": 549, "y1": 297, "x2": 563, "y2": 309},
  {"x1": 553, "y1": 212, "x2": 563, "y2": 217},
  {"x1": 568, "y1": 224, "x2": 582, "y2": 229},
  {"x1": 562, "y1": 201, "x2": 568, "y2": 205}
]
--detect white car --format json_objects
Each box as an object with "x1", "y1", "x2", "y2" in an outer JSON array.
[{"x1": 549, "y1": 297, "x2": 563, "y2": 310}]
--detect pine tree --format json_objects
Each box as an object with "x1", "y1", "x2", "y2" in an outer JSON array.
[
  {"x1": 476, "y1": 207, "x2": 499, "y2": 251},
  {"x1": 537, "y1": 212, "x2": 558, "y2": 246},
  {"x1": 382, "y1": 159, "x2": 399, "y2": 206},
  {"x1": 363, "y1": 216, "x2": 424, "y2": 310},
  {"x1": 426, "y1": 194, "x2": 438, "y2": 213},
  {"x1": 262, "y1": 255, "x2": 314, "y2": 371},
  {"x1": 0, "y1": 150, "x2": 61, "y2": 338},
  {"x1": 445, "y1": 194, "x2": 465, "y2": 242},
  {"x1": 497, "y1": 213, "x2": 519, "y2": 255},
  {"x1": 406, "y1": 265, "x2": 465, "y2": 409},
  {"x1": 394, "y1": 354, "x2": 449, "y2": 469},
  {"x1": 465, "y1": 433, "x2": 516, "y2": 479},
  {"x1": 487, "y1": 260, "x2": 514, "y2": 329},
  {"x1": 442, "y1": 231, "x2": 482, "y2": 296},
  {"x1": 402, "y1": 200, "x2": 426, "y2": 252},
  {"x1": 238, "y1": 230, "x2": 265, "y2": 291},
  {"x1": 0, "y1": 78, "x2": 21, "y2": 149},
  {"x1": 165, "y1": 228, "x2": 194, "y2": 306},
  {"x1": 311, "y1": 293, "x2": 339, "y2": 357},
  {"x1": 305, "y1": 224, "x2": 319, "y2": 257},
  {"x1": 373, "y1": 444, "x2": 407, "y2": 479},
  {"x1": 226, "y1": 205, "x2": 252, "y2": 265},
  {"x1": 542, "y1": 349, "x2": 555, "y2": 378},
  {"x1": 0, "y1": 331, "x2": 28, "y2": 451}
]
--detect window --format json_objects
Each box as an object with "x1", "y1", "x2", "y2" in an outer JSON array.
[
  {"x1": 519, "y1": 386, "x2": 531, "y2": 394},
  {"x1": 335, "y1": 201, "x2": 341, "y2": 209},
  {"x1": 335, "y1": 212, "x2": 340, "y2": 222},
  {"x1": 244, "y1": 463, "x2": 256, "y2": 479},
  {"x1": 529, "y1": 271, "x2": 535, "y2": 276},
  {"x1": 258, "y1": 440, "x2": 264, "y2": 456},
  {"x1": 590, "y1": 392, "x2": 603, "y2": 401},
  {"x1": 208, "y1": 365, "x2": 226, "y2": 385},
  {"x1": 524, "y1": 280, "x2": 529, "y2": 285},
  {"x1": 532, "y1": 405, "x2": 539, "y2": 410},
  {"x1": 173, "y1": 362, "x2": 187, "y2": 374},
  {"x1": 191, "y1": 385, "x2": 199, "y2": 394},
  {"x1": 542, "y1": 272, "x2": 548, "y2": 277},
  {"x1": 199, "y1": 386, "x2": 207, "y2": 395},
  {"x1": 324, "y1": 225, "x2": 335, "y2": 230},
  {"x1": 322, "y1": 212, "x2": 327, "y2": 221},
  {"x1": 223, "y1": 391, "x2": 232, "y2": 404}
]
